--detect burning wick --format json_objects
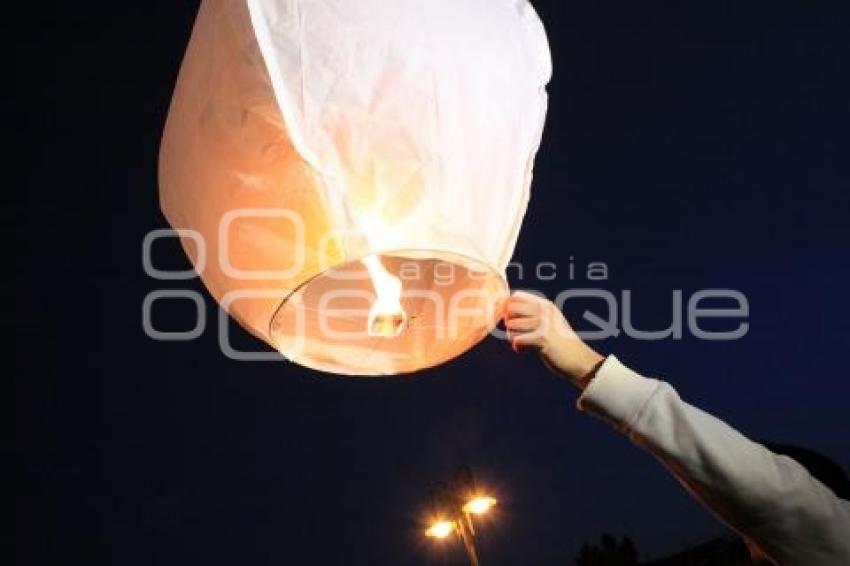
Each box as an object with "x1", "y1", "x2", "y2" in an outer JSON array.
[{"x1": 363, "y1": 254, "x2": 408, "y2": 337}]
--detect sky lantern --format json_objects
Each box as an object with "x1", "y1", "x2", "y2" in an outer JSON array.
[{"x1": 159, "y1": 0, "x2": 552, "y2": 375}]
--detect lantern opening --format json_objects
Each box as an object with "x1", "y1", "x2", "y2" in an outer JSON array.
[
  {"x1": 269, "y1": 250, "x2": 507, "y2": 376},
  {"x1": 363, "y1": 254, "x2": 408, "y2": 337}
]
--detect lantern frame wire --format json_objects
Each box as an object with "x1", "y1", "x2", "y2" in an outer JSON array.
[{"x1": 269, "y1": 248, "x2": 508, "y2": 376}]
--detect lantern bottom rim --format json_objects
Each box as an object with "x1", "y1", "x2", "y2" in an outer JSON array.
[{"x1": 269, "y1": 249, "x2": 508, "y2": 376}]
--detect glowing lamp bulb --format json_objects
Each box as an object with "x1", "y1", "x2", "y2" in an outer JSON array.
[
  {"x1": 363, "y1": 254, "x2": 408, "y2": 337},
  {"x1": 462, "y1": 496, "x2": 497, "y2": 515},
  {"x1": 425, "y1": 520, "x2": 454, "y2": 539}
]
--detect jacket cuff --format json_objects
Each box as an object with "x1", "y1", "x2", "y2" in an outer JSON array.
[{"x1": 576, "y1": 355, "x2": 663, "y2": 432}]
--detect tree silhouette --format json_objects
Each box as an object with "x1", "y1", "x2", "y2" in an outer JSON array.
[{"x1": 574, "y1": 533, "x2": 639, "y2": 566}]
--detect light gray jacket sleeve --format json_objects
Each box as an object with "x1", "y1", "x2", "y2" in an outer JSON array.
[{"x1": 577, "y1": 356, "x2": 850, "y2": 565}]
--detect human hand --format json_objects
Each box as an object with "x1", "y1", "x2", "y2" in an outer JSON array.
[{"x1": 503, "y1": 291, "x2": 605, "y2": 390}]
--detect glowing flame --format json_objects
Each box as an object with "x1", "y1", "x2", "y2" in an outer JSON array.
[
  {"x1": 425, "y1": 520, "x2": 454, "y2": 539},
  {"x1": 363, "y1": 254, "x2": 407, "y2": 337}
]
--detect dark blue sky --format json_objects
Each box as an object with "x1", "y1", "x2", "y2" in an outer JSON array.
[{"x1": 13, "y1": 1, "x2": 850, "y2": 564}]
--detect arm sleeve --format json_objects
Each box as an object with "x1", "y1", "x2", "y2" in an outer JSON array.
[{"x1": 577, "y1": 356, "x2": 850, "y2": 565}]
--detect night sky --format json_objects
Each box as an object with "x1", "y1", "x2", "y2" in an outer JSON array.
[{"x1": 12, "y1": 1, "x2": 850, "y2": 564}]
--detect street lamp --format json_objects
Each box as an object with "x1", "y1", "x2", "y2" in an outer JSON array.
[
  {"x1": 462, "y1": 496, "x2": 498, "y2": 516},
  {"x1": 425, "y1": 520, "x2": 455, "y2": 539},
  {"x1": 425, "y1": 467, "x2": 498, "y2": 566}
]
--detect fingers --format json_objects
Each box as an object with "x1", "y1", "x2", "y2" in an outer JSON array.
[
  {"x1": 504, "y1": 303, "x2": 536, "y2": 320},
  {"x1": 509, "y1": 331, "x2": 542, "y2": 352},
  {"x1": 506, "y1": 317, "x2": 549, "y2": 346},
  {"x1": 504, "y1": 315, "x2": 539, "y2": 332},
  {"x1": 510, "y1": 290, "x2": 542, "y2": 301},
  {"x1": 504, "y1": 291, "x2": 544, "y2": 319},
  {"x1": 504, "y1": 291, "x2": 557, "y2": 352}
]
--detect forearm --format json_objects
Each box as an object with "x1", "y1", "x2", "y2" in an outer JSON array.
[{"x1": 576, "y1": 356, "x2": 850, "y2": 564}]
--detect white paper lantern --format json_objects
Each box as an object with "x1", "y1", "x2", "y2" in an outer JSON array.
[{"x1": 159, "y1": 0, "x2": 551, "y2": 375}]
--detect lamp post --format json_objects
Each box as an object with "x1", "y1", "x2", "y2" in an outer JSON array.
[{"x1": 425, "y1": 467, "x2": 498, "y2": 566}]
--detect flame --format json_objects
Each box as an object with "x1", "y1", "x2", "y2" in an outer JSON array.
[{"x1": 363, "y1": 254, "x2": 408, "y2": 337}]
